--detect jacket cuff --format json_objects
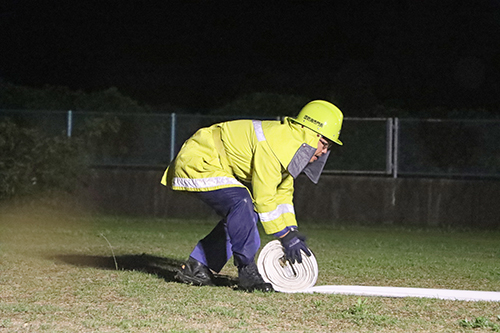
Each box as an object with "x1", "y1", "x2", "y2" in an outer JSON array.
[{"x1": 273, "y1": 226, "x2": 297, "y2": 238}]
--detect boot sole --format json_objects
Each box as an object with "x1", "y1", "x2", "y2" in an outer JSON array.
[
  {"x1": 175, "y1": 271, "x2": 214, "y2": 286},
  {"x1": 238, "y1": 283, "x2": 274, "y2": 293}
]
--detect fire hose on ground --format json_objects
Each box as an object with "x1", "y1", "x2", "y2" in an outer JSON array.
[
  {"x1": 257, "y1": 240, "x2": 318, "y2": 293},
  {"x1": 257, "y1": 240, "x2": 500, "y2": 302}
]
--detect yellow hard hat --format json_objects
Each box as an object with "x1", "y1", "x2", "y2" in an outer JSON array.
[{"x1": 292, "y1": 100, "x2": 343, "y2": 145}]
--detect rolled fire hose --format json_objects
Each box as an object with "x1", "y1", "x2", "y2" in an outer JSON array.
[
  {"x1": 257, "y1": 240, "x2": 318, "y2": 292},
  {"x1": 257, "y1": 240, "x2": 500, "y2": 302},
  {"x1": 257, "y1": 242, "x2": 500, "y2": 301}
]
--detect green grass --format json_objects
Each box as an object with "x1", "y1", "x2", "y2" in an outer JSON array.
[{"x1": 1, "y1": 204, "x2": 499, "y2": 332}]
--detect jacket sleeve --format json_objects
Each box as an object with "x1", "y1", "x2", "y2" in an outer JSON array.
[{"x1": 251, "y1": 142, "x2": 298, "y2": 234}]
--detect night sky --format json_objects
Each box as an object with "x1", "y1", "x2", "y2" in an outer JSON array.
[{"x1": 2, "y1": 0, "x2": 500, "y2": 115}]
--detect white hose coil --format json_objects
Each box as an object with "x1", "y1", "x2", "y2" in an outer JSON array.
[
  {"x1": 256, "y1": 243, "x2": 500, "y2": 301},
  {"x1": 257, "y1": 240, "x2": 318, "y2": 292}
]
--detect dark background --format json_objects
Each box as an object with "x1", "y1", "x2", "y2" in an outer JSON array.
[{"x1": 2, "y1": 0, "x2": 500, "y2": 116}]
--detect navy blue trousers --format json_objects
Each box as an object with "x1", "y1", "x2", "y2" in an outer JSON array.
[{"x1": 189, "y1": 187, "x2": 261, "y2": 272}]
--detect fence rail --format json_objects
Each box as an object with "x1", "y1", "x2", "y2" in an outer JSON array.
[{"x1": 2, "y1": 109, "x2": 500, "y2": 179}]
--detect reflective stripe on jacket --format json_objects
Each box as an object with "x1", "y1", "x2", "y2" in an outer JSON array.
[{"x1": 161, "y1": 118, "x2": 322, "y2": 234}]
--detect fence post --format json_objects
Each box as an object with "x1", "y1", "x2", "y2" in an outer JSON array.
[
  {"x1": 392, "y1": 118, "x2": 399, "y2": 178},
  {"x1": 67, "y1": 110, "x2": 72, "y2": 137},
  {"x1": 386, "y1": 118, "x2": 393, "y2": 175},
  {"x1": 170, "y1": 113, "x2": 176, "y2": 162}
]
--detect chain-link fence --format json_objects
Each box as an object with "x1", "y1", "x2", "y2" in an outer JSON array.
[
  {"x1": 396, "y1": 119, "x2": 500, "y2": 178},
  {"x1": 2, "y1": 110, "x2": 499, "y2": 178}
]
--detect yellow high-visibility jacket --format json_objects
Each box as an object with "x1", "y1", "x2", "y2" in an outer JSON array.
[{"x1": 161, "y1": 118, "x2": 330, "y2": 235}]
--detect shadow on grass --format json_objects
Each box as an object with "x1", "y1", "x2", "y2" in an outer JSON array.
[{"x1": 54, "y1": 253, "x2": 238, "y2": 287}]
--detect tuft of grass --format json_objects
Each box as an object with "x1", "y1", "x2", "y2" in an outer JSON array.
[
  {"x1": 459, "y1": 316, "x2": 500, "y2": 331},
  {"x1": 1, "y1": 207, "x2": 500, "y2": 332},
  {"x1": 99, "y1": 233, "x2": 118, "y2": 270}
]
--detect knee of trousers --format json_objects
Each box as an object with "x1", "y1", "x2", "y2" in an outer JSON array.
[
  {"x1": 227, "y1": 194, "x2": 258, "y2": 229},
  {"x1": 226, "y1": 196, "x2": 260, "y2": 261}
]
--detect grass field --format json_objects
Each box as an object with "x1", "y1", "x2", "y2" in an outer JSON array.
[{"x1": 1, "y1": 205, "x2": 499, "y2": 332}]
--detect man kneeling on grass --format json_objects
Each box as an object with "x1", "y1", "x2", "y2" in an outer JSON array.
[{"x1": 161, "y1": 100, "x2": 344, "y2": 292}]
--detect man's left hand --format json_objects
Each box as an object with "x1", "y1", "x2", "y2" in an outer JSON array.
[{"x1": 279, "y1": 229, "x2": 311, "y2": 264}]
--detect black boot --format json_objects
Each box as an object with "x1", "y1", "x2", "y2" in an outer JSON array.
[
  {"x1": 175, "y1": 257, "x2": 214, "y2": 286},
  {"x1": 237, "y1": 262, "x2": 274, "y2": 292}
]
